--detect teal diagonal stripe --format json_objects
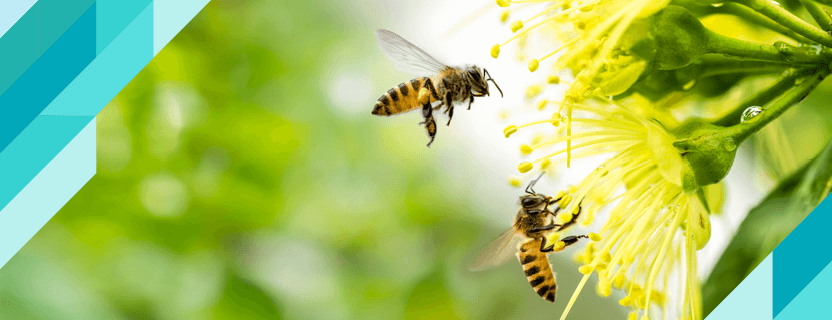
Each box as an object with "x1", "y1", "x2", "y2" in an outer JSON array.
[
  {"x1": 775, "y1": 259, "x2": 832, "y2": 319},
  {"x1": 0, "y1": 0, "x2": 211, "y2": 271},
  {"x1": 0, "y1": 117, "x2": 96, "y2": 268},
  {"x1": 0, "y1": 1, "x2": 37, "y2": 38},
  {"x1": 43, "y1": 1, "x2": 154, "y2": 116},
  {"x1": 96, "y1": 0, "x2": 154, "y2": 55},
  {"x1": 0, "y1": 3, "x2": 38, "y2": 97},
  {"x1": 773, "y1": 195, "x2": 832, "y2": 316},
  {"x1": 0, "y1": 116, "x2": 94, "y2": 211},
  {"x1": 0, "y1": 2, "x2": 96, "y2": 153}
]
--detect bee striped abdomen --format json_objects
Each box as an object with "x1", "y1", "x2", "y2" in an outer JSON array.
[
  {"x1": 372, "y1": 78, "x2": 428, "y2": 116},
  {"x1": 518, "y1": 239, "x2": 557, "y2": 303}
]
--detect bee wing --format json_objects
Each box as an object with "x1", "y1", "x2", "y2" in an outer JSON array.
[
  {"x1": 468, "y1": 226, "x2": 526, "y2": 272},
  {"x1": 375, "y1": 29, "x2": 447, "y2": 76}
]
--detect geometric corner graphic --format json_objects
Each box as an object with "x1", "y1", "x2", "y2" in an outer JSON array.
[
  {"x1": 706, "y1": 252, "x2": 773, "y2": 320},
  {"x1": 774, "y1": 259, "x2": 832, "y2": 320},
  {"x1": 708, "y1": 191, "x2": 832, "y2": 320},
  {"x1": 772, "y1": 193, "x2": 832, "y2": 317},
  {"x1": 0, "y1": 0, "x2": 210, "y2": 270}
]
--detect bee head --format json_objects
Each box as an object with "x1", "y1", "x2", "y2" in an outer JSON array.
[
  {"x1": 466, "y1": 66, "x2": 503, "y2": 98},
  {"x1": 519, "y1": 194, "x2": 549, "y2": 210}
]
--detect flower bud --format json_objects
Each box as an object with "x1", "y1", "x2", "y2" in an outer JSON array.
[
  {"x1": 672, "y1": 121, "x2": 739, "y2": 194},
  {"x1": 650, "y1": 5, "x2": 709, "y2": 70}
]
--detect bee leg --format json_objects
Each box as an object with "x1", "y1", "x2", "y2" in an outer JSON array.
[
  {"x1": 425, "y1": 118, "x2": 437, "y2": 146},
  {"x1": 422, "y1": 101, "x2": 433, "y2": 118},
  {"x1": 529, "y1": 224, "x2": 557, "y2": 233},
  {"x1": 542, "y1": 234, "x2": 588, "y2": 252},
  {"x1": 419, "y1": 103, "x2": 437, "y2": 147},
  {"x1": 467, "y1": 96, "x2": 474, "y2": 110},
  {"x1": 423, "y1": 78, "x2": 442, "y2": 101},
  {"x1": 444, "y1": 92, "x2": 454, "y2": 126}
]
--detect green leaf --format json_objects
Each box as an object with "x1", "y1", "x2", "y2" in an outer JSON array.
[
  {"x1": 213, "y1": 272, "x2": 282, "y2": 319},
  {"x1": 702, "y1": 136, "x2": 832, "y2": 317}
]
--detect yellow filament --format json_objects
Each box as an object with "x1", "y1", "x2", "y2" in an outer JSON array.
[
  {"x1": 570, "y1": 118, "x2": 647, "y2": 132},
  {"x1": 523, "y1": 1, "x2": 565, "y2": 24},
  {"x1": 531, "y1": 136, "x2": 643, "y2": 164},
  {"x1": 501, "y1": 1, "x2": 597, "y2": 46},
  {"x1": 560, "y1": 273, "x2": 592, "y2": 320},
  {"x1": 531, "y1": 130, "x2": 645, "y2": 149},
  {"x1": 538, "y1": 36, "x2": 582, "y2": 62},
  {"x1": 643, "y1": 199, "x2": 685, "y2": 313}
]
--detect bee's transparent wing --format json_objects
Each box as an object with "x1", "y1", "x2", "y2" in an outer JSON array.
[
  {"x1": 468, "y1": 227, "x2": 526, "y2": 272},
  {"x1": 375, "y1": 29, "x2": 447, "y2": 76}
]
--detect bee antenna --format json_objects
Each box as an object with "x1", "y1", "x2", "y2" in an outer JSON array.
[
  {"x1": 525, "y1": 172, "x2": 546, "y2": 194},
  {"x1": 483, "y1": 69, "x2": 503, "y2": 98}
]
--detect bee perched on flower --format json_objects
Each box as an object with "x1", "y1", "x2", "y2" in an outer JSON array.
[
  {"x1": 505, "y1": 95, "x2": 715, "y2": 320},
  {"x1": 478, "y1": 0, "x2": 832, "y2": 319}
]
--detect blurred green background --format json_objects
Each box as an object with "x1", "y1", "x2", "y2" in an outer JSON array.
[{"x1": 0, "y1": 1, "x2": 626, "y2": 319}]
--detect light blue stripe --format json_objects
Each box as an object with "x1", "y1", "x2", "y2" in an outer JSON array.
[
  {"x1": 153, "y1": 0, "x2": 210, "y2": 55},
  {"x1": 0, "y1": 115, "x2": 94, "y2": 211},
  {"x1": 706, "y1": 252, "x2": 773, "y2": 320},
  {"x1": 43, "y1": 2, "x2": 153, "y2": 116},
  {"x1": 0, "y1": 0, "x2": 37, "y2": 38},
  {"x1": 0, "y1": 117, "x2": 95, "y2": 269}
]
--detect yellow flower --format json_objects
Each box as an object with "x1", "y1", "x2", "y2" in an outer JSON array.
[
  {"x1": 492, "y1": 0, "x2": 670, "y2": 166},
  {"x1": 506, "y1": 96, "x2": 711, "y2": 320}
]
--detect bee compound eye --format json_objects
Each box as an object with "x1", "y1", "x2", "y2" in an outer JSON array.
[{"x1": 521, "y1": 197, "x2": 539, "y2": 208}]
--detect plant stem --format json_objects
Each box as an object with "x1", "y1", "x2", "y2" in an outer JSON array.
[
  {"x1": 696, "y1": 59, "x2": 790, "y2": 78},
  {"x1": 712, "y1": 68, "x2": 809, "y2": 126},
  {"x1": 801, "y1": 0, "x2": 832, "y2": 33},
  {"x1": 810, "y1": 0, "x2": 832, "y2": 7},
  {"x1": 726, "y1": 66, "x2": 830, "y2": 144},
  {"x1": 707, "y1": 30, "x2": 832, "y2": 64},
  {"x1": 732, "y1": 0, "x2": 832, "y2": 47},
  {"x1": 712, "y1": 3, "x2": 815, "y2": 43}
]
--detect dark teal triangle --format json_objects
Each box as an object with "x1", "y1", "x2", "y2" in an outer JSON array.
[
  {"x1": 773, "y1": 194, "x2": 832, "y2": 317},
  {"x1": 0, "y1": 2, "x2": 95, "y2": 153}
]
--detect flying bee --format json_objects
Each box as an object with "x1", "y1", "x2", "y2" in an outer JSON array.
[
  {"x1": 469, "y1": 174, "x2": 587, "y2": 303},
  {"x1": 372, "y1": 29, "x2": 503, "y2": 146}
]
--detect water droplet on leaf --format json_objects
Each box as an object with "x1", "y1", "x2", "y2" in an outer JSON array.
[{"x1": 741, "y1": 106, "x2": 762, "y2": 122}]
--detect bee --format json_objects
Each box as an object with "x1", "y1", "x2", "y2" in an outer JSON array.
[
  {"x1": 372, "y1": 29, "x2": 503, "y2": 146},
  {"x1": 469, "y1": 174, "x2": 587, "y2": 303}
]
